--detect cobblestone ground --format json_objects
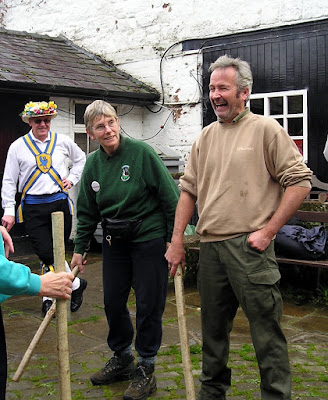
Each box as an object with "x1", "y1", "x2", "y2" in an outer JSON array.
[{"x1": 3, "y1": 256, "x2": 328, "y2": 400}]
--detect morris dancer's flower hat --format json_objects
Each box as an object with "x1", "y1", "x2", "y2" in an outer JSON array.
[{"x1": 20, "y1": 101, "x2": 58, "y2": 123}]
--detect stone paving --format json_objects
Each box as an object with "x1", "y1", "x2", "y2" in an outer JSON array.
[{"x1": 2, "y1": 252, "x2": 328, "y2": 399}]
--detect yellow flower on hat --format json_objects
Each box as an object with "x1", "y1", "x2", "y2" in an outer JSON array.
[
  {"x1": 39, "y1": 101, "x2": 49, "y2": 110},
  {"x1": 48, "y1": 101, "x2": 57, "y2": 110}
]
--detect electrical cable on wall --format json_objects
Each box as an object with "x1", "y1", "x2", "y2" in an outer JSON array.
[
  {"x1": 120, "y1": 110, "x2": 173, "y2": 141},
  {"x1": 56, "y1": 35, "x2": 213, "y2": 142},
  {"x1": 118, "y1": 105, "x2": 134, "y2": 116}
]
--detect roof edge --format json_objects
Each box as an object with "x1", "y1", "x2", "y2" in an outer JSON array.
[{"x1": 0, "y1": 81, "x2": 160, "y2": 105}]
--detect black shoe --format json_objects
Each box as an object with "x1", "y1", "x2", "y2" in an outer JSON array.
[
  {"x1": 70, "y1": 278, "x2": 87, "y2": 312},
  {"x1": 90, "y1": 353, "x2": 135, "y2": 386},
  {"x1": 42, "y1": 300, "x2": 53, "y2": 317},
  {"x1": 123, "y1": 363, "x2": 157, "y2": 400}
]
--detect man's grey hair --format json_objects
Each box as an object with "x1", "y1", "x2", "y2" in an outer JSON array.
[{"x1": 209, "y1": 54, "x2": 253, "y2": 97}]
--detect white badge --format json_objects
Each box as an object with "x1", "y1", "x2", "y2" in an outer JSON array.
[{"x1": 91, "y1": 181, "x2": 100, "y2": 192}]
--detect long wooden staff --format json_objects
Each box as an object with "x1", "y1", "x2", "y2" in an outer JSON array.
[
  {"x1": 52, "y1": 211, "x2": 71, "y2": 400},
  {"x1": 12, "y1": 259, "x2": 86, "y2": 382},
  {"x1": 174, "y1": 264, "x2": 196, "y2": 400}
]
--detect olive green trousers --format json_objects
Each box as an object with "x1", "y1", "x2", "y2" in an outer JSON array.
[{"x1": 197, "y1": 234, "x2": 291, "y2": 400}]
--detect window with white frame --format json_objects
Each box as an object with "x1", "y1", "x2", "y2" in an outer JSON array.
[
  {"x1": 71, "y1": 100, "x2": 99, "y2": 155},
  {"x1": 248, "y1": 90, "x2": 308, "y2": 162}
]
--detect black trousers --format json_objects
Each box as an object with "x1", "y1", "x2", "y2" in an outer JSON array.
[
  {"x1": 23, "y1": 199, "x2": 72, "y2": 266},
  {"x1": 102, "y1": 237, "x2": 168, "y2": 358},
  {"x1": 0, "y1": 307, "x2": 7, "y2": 400}
]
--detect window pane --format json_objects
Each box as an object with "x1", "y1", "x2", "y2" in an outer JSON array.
[
  {"x1": 75, "y1": 132, "x2": 87, "y2": 153},
  {"x1": 90, "y1": 140, "x2": 99, "y2": 153},
  {"x1": 293, "y1": 139, "x2": 303, "y2": 155},
  {"x1": 250, "y1": 98, "x2": 264, "y2": 115},
  {"x1": 288, "y1": 117, "x2": 303, "y2": 136},
  {"x1": 269, "y1": 97, "x2": 283, "y2": 115},
  {"x1": 275, "y1": 118, "x2": 283, "y2": 127},
  {"x1": 75, "y1": 104, "x2": 87, "y2": 124},
  {"x1": 288, "y1": 96, "x2": 303, "y2": 114}
]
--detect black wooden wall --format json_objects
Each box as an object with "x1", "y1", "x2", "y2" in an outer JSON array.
[{"x1": 183, "y1": 19, "x2": 328, "y2": 182}]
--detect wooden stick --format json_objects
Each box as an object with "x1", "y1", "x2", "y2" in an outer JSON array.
[
  {"x1": 52, "y1": 211, "x2": 71, "y2": 400},
  {"x1": 12, "y1": 266, "x2": 80, "y2": 382},
  {"x1": 13, "y1": 241, "x2": 89, "y2": 383},
  {"x1": 174, "y1": 265, "x2": 196, "y2": 400}
]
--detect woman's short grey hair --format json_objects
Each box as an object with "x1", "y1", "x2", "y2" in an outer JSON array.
[
  {"x1": 84, "y1": 100, "x2": 118, "y2": 132},
  {"x1": 209, "y1": 54, "x2": 253, "y2": 97}
]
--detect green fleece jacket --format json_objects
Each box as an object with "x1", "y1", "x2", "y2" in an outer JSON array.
[{"x1": 74, "y1": 136, "x2": 180, "y2": 254}]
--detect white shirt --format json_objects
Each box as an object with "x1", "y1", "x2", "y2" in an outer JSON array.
[{"x1": 1, "y1": 131, "x2": 86, "y2": 216}]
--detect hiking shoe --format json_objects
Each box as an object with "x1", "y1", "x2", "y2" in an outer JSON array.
[
  {"x1": 90, "y1": 353, "x2": 135, "y2": 386},
  {"x1": 71, "y1": 278, "x2": 87, "y2": 312},
  {"x1": 123, "y1": 363, "x2": 157, "y2": 400}
]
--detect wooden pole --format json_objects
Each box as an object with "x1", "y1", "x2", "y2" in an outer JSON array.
[
  {"x1": 52, "y1": 211, "x2": 71, "y2": 400},
  {"x1": 174, "y1": 265, "x2": 196, "y2": 400},
  {"x1": 12, "y1": 267, "x2": 79, "y2": 382}
]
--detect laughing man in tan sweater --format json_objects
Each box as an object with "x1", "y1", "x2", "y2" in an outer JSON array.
[{"x1": 165, "y1": 55, "x2": 312, "y2": 400}]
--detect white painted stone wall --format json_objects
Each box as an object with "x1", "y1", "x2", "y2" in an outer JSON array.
[{"x1": 2, "y1": 0, "x2": 328, "y2": 163}]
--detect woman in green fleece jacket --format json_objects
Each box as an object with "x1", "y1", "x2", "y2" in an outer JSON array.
[
  {"x1": 0, "y1": 226, "x2": 74, "y2": 399},
  {"x1": 71, "y1": 100, "x2": 179, "y2": 400}
]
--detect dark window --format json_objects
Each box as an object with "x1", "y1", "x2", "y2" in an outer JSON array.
[
  {"x1": 249, "y1": 98, "x2": 264, "y2": 115},
  {"x1": 75, "y1": 104, "x2": 88, "y2": 124}
]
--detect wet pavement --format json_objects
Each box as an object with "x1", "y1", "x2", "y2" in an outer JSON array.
[{"x1": 2, "y1": 251, "x2": 328, "y2": 399}]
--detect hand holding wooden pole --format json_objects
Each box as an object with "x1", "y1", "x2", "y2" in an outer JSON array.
[
  {"x1": 174, "y1": 264, "x2": 196, "y2": 400},
  {"x1": 52, "y1": 211, "x2": 71, "y2": 400}
]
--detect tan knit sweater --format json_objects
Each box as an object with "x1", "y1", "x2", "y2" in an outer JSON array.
[{"x1": 180, "y1": 111, "x2": 312, "y2": 242}]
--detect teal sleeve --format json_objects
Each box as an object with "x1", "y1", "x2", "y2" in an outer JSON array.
[{"x1": 0, "y1": 237, "x2": 41, "y2": 303}]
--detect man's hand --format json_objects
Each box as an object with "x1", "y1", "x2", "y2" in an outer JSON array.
[
  {"x1": 248, "y1": 186, "x2": 311, "y2": 253},
  {"x1": 71, "y1": 253, "x2": 86, "y2": 274},
  {"x1": 0, "y1": 226, "x2": 14, "y2": 257},
  {"x1": 62, "y1": 178, "x2": 73, "y2": 190},
  {"x1": 39, "y1": 271, "x2": 74, "y2": 300},
  {"x1": 165, "y1": 241, "x2": 186, "y2": 278},
  {"x1": 1, "y1": 215, "x2": 15, "y2": 232},
  {"x1": 247, "y1": 228, "x2": 273, "y2": 252}
]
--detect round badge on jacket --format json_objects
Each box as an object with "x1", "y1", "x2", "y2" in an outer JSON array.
[{"x1": 91, "y1": 181, "x2": 100, "y2": 192}]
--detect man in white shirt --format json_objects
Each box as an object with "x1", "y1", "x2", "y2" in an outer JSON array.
[{"x1": 1, "y1": 101, "x2": 87, "y2": 316}]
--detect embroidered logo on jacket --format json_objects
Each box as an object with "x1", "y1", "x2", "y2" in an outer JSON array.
[
  {"x1": 121, "y1": 165, "x2": 130, "y2": 182},
  {"x1": 237, "y1": 146, "x2": 254, "y2": 152}
]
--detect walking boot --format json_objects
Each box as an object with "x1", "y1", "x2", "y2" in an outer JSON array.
[
  {"x1": 90, "y1": 353, "x2": 135, "y2": 386},
  {"x1": 123, "y1": 363, "x2": 157, "y2": 400}
]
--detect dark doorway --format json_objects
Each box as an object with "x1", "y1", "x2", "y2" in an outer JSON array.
[
  {"x1": 0, "y1": 93, "x2": 39, "y2": 238},
  {"x1": 0, "y1": 93, "x2": 32, "y2": 174}
]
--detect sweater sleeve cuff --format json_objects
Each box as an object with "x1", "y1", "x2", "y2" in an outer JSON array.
[
  {"x1": 290, "y1": 180, "x2": 312, "y2": 189},
  {"x1": 25, "y1": 274, "x2": 41, "y2": 296},
  {"x1": 4, "y1": 207, "x2": 16, "y2": 217},
  {"x1": 73, "y1": 245, "x2": 86, "y2": 255}
]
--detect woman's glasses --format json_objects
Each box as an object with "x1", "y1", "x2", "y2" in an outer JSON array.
[{"x1": 92, "y1": 118, "x2": 117, "y2": 132}]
